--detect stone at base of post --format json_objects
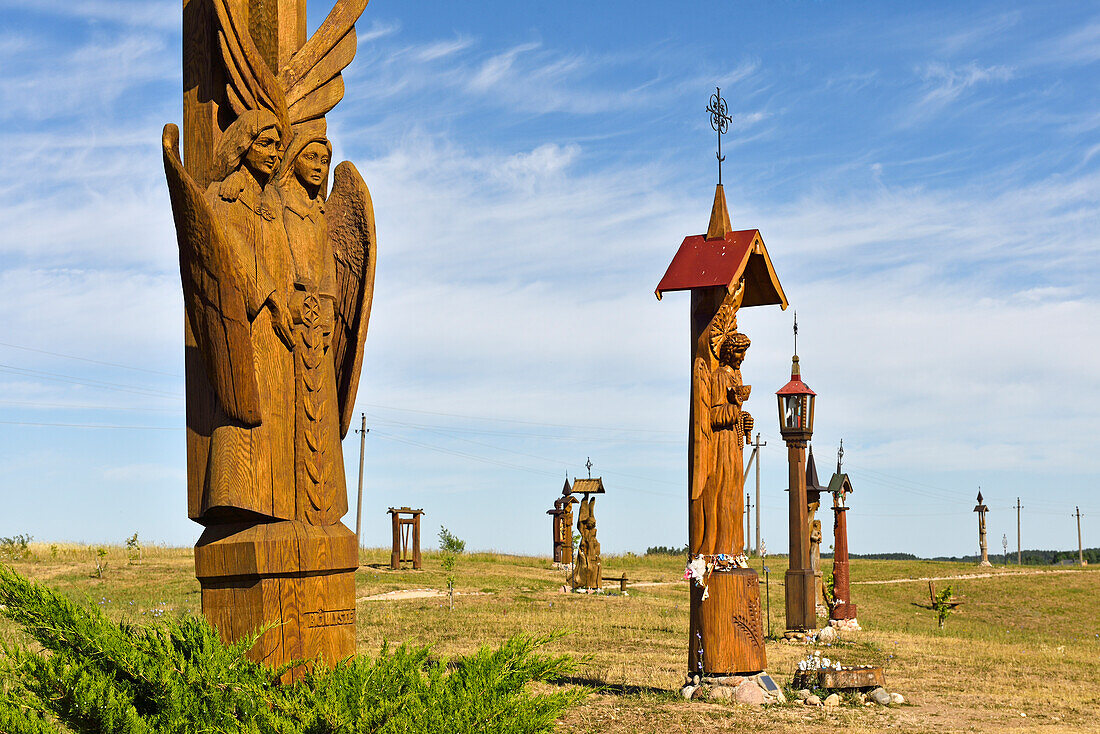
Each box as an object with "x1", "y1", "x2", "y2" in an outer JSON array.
[
  {"x1": 977, "y1": 559, "x2": 992, "y2": 568},
  {"x1": 784, "y1": 568, "x2": 817, "y2": 631},
  {"x1": 195, "y1": 520, "x2": 358, "y2": 683},
  {"x1": 688, "y1": 568, "x2": 766, "y2": 675}
]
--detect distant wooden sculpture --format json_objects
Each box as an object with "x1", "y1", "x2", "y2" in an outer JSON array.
[
  {"x1": 974, "y1": 491, "x2": 992, "y2": 568},
  {"x1": 388, "y1": 507, "x2": 423, "y2": 570},
  {"x1": 547, "y1": 479, "x2": 578, "y2": 565},
  {"x1": 828, "y1": 449, "x2": 857, "y2": 625},
  {"x1": 569, "y1": 476, "x2": 604, "y2": 590},
  {"x1": 164, "y1": 0, "x2": 376, "y2": 680},
  {"x1": 656, "y1": 168, "x2": 787, "y2": 673},
  {"x1": 804, "y1": 448, "x2": 827, "y2": 613}
]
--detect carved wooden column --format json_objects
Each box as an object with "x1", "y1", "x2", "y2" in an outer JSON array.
[
  {"x1": 974, "y1": 492, "x2": 991, "y2": 568},
  {"x1": 830, "y1": 492, "x2": 856, "y2": 620},
  {"x1": 412, "y1": 512, "x2": 422, "y2": 570},
  {"x1": 777, "y1": 355, "x2": 817, "y2": 632},
  {"x1": 174, "y1": 0, "x2": 377, "y2": 681},
  {"x1": 389, "y1": 509, "x2": 401, "y2": 570}
]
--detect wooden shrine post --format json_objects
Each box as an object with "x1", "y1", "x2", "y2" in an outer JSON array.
[
  {"x1": 827, "y1": 461, "x2": 856, "y2": 622},
  {"x1": 777, "y1": 351, "x2": 817, "y2": 632},
  {"x1": 656, "y1": 165, "x2": 788, "y2": 674},
  {"x1": 568, "y1": 476, "x2": 605, "y2": 590},
  {"x1": 387, "y1": 507, "x2": 423, "y2": 570},
  {"x1": 974, "y1": 492, "x2": 992, "y2": 567},
  {"x1": 547, "y1": 478, "x2": 576, "y2": 564},
  {"x1": 170, "y1": 0, "x2": 378, "y2": 680}
]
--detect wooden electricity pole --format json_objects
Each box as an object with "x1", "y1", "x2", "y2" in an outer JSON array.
[
  {"x1": 753, "y1": 434, "x2": 765, "y2": 555},
  {"x1": 1076, "y1": 507, "x2": 1084, "y2": 566},
  {"x1": 354, "y1": 413, "x2": 368, "y2": 547},
  {"x1": 745, "y1": 492, "x2": 753, "y2": 555},
  {"x1": 1016, "y1": 497, "x2": 1023, "y2": 565}
]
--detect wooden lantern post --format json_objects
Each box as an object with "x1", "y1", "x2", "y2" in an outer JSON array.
[
  {"x1": 776, "y1": 351, "x2": 817, "y2": 632},
  {"x1": 655, "y1": 91, "x2": 788, "y2": 675}
]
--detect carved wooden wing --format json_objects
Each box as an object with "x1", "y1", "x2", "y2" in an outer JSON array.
[
  {"x1": 279, "y1": 0, "x2": 369, "y2": 126},
  {"x1": 162, "y1": 124, "x2": 261, "y2": 426},
  {"x1": 212, "y1": 0, "x2": 291, "y2": 137},
  {"x1": 326, "y1": 160, "x2": 377, "y2": 437}
]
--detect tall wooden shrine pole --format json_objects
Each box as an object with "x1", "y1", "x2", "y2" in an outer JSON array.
[
  {"x1": 974, "y1": 491, "x2": 991, "y2": 567},
  {"x1": 656, "y1": 88, "x2": 788, "y2": 684},
  {"x1": 776, "y1": 332, "x2": 817, "y2": 632}
]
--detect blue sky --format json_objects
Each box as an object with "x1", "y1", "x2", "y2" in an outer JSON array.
[{"x1": 0, "y1": 0, "x2": 1096, "y2": 559}]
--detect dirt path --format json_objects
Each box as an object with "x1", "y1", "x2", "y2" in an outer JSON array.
[
  {"x1": 358, "y1": 589, "x2": 493, "y2": 602},
  {"x1": 852, "y1": 567, "x2": 1092, "y2": 585}
]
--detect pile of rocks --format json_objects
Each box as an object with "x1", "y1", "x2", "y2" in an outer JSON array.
[
  {"x1": 829, "y1": 617, "x2": 862, "y2": 632},
  {"x1": 794, "y1": 687, "x2": 905, "y2": 707},
  {"x1": 680, "y1": 672, "x2": 786, "y2": 705}
]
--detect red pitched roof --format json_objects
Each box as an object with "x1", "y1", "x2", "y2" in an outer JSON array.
[{"x1": 655, "y1": 229, "x2": 788, "y2": 308}]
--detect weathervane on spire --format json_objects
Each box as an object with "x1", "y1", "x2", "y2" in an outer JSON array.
[
  {"x1": 585, "y1": 457, "x2": 593, "y2": 478},
  {"x1": 707, "y1": 87, "x2": 732, "y2": 185}
]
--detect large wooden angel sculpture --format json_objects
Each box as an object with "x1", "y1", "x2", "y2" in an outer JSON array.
[
  {"x1": 689, "y1": 280, "x2": 753, "y2": 557},
  {"x1": 162, "y1": 0, "x2": 375, "y2": 677}
]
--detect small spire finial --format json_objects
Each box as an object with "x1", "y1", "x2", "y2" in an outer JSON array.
[
  {"x1": 793, "y1": 310, "x2": 799, "y2": 357},
  {"x1": 707, "y1": 87, "x2": 732, "y2": 186},
  {"x1": 585, "y1": 457, "x2": 593, "y2": 479},
  {"x1": 837, "y1": 439, "x2": 844, "y2": 473}
]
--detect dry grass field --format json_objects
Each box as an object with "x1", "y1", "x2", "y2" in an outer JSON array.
[{"x1": 3, "y1": 543, "x2": 1099, "y2": 733}]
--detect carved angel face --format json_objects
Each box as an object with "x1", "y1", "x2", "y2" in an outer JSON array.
[
  {"x1": 295, "y1": 141, "x2": 331, "y2": 189},
  {"x1": 243, "y1": 126, "x2": 284, "y2": 178}
]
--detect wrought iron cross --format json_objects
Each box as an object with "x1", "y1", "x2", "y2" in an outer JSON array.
[
  {"x1": 706, "y1": 86, "x2": 732, "y2": 185},
  {"x1": 837, "y1": 439, "x2": 844, "y2": 472},
  {"x1": 585, "y1": 457, "x2": 593, "y2": 478}
]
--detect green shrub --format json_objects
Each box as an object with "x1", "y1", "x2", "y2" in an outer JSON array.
[
  {"x1": 0, "y1": 564, "x2": 581, "y2": 733},
  {"x1": 0, "y1": 534, "x2": 32, "y2": 561}
]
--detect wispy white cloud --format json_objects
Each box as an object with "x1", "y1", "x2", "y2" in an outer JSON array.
[
  {"x1": 357, "y1": 18, "x2": 401, "y2": 44},
  {"x1": 913, "y1": 61, "x2": 1014, "y2": 117}
]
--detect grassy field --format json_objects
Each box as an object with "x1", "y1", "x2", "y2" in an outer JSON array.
[{"x1": 2, "y1": 542, "x2": 1099, "y2": 733}]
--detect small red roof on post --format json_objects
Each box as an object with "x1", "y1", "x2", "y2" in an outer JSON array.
[
  {"x1": 776, "y1": 356, "x2": 815, "y2": 397},
  {"x1": 654, "y1": 185, "x2": 788, "y2": 309}
]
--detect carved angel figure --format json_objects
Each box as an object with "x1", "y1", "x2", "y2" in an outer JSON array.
[
  {"x1": 691, "y1": 280, "x2": 751, "y2": 556},
  {"x1": 162, "y1": 0, "x2": 375, "y2": 526}
]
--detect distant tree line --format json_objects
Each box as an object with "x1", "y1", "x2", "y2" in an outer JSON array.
[
  {"x1": 930, "y1": 548, "x2": 1099, "y2": 565},
  {"x1": 645, "y1": 545, "x2": 688, "y2": 556},
  {"x1": 820, "y1": 552, "x2": 920, "y2": 561}
]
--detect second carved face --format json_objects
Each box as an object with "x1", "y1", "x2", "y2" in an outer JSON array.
[{"x1": 295, "y1": 141, "x2": 331, "y2": 190}]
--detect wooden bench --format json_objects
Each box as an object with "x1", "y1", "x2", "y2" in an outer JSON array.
[{"x1": 603, "y1": 573, "x2": 628, "y2": 593}]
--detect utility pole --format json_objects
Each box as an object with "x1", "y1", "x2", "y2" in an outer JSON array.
[
  {"x1": 745, "y1": 492, "x2": 753, "y2": 556},
  {"x1": 744, "y1": 433, "x2": 766, "y2": 555},
  {"x1": 1076, "y1": 507, "x2": 1084, "y2": 566},
  {"x1": 1016, "y1": 497, "x2": 1023, "y2": 565},
  {"x1": 354, "y1": 413, "x2": 368, "y2": 548}
]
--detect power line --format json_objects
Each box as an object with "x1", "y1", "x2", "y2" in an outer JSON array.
[{"x1": 0, "y1": 341, "x2": 182, "y2": 377}]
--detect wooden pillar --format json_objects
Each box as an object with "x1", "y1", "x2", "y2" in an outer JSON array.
[
  {"x1": 784, "y1": 441, "x2": 815, "y2": 631},
  {"x1": 830, "y1": 499, "x2": 856, "y2": 620},
  {"x1": 389, "y1": 511, "x2": 401, "y2": 570},
  {"x1": 412, "y1": 513, "x2": 422, "y2": 570}
]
